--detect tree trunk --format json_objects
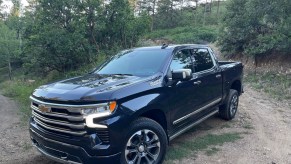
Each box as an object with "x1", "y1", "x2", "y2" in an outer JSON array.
[
  {"x1": 8, "y1": 58, "x2": 12, "y2": 81},
  {"x1": 194, "y1": 1, "x2": 198, "y2": 26},
  {"x1": 210, "y1": 0, "x2": 213, "y2": 13},
  {"x1": 150, "y1": 0, "x2": 156, "y2": 31},
  {"x1": 150, "y1": 16, "x2": 154, "y2": 32},
  {"x1": 217, "y1": 0, "x2": 220, "y2": 18},
  {"x1": 138, "y1": 1, "x2": 142, "y2": 15},
  {"x1": 180, "y1": 0, "x2": 184, "y2": 14},
  {"x1": 170, "y1": 0, "x2": 174, "y2": 28},
  {"x1": 203, "y1": 0, "x2": 207, "y2": 26},
  {"x1": 88, "y1": 7, "x2": 99, "y2": 52},
  {"x1": 254, "y1": 55, "x2": 258, "y2": 74}
]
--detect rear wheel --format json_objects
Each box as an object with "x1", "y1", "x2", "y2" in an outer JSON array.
[
  {"x1": 121, "y1": 117, "x2": 167, "y2": 164},
  {"x1": 219, "y1": 89, "x2": 239, "y2": 120}
]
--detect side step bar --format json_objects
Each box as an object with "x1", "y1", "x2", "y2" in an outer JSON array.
[{"x1": 169, "y1": 110, "x2": 218, "y2": 141}]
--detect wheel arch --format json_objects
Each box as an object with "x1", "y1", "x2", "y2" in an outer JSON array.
[
  {"x1": 140, "y1": 109, "x2": 168, "y2": 133},
  {"x1": 230, "y1": 80, "x2": 242, "y2": 95}
]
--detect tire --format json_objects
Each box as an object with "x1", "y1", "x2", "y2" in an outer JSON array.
[
  {"x1": 121, "y1": 117, "x2": 167, "y2": 164},
  {"x1": 219, "y1": 89, "x2": 239, "y2": 120}
]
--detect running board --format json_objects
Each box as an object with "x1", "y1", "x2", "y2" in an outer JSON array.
[
  {"x1": 173, "y1": 98, "x2": 221, "y2": 125},
  {"x1": 169, "y1": 110, "x2": 218, "y2": 141}
]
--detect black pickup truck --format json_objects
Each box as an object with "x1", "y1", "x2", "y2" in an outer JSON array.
[{"x1": 29, "y1": 44, "x2": 243, "y2": 164}]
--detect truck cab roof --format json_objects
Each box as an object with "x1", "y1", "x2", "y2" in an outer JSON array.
[{"x1": 133, "y1": 44, "x2": 210, "y2": 51}]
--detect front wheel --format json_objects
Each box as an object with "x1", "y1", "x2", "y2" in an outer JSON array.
[
  {"x1": 121, "y1": 117, "x2": 167, "y2": 164},
  {"x1": 219, "y1": 89, "x2": 239, "y2": 120}
]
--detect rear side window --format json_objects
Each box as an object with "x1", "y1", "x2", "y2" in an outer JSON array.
[
  {"x1": 170, "y1": 49, "x2": 193, "y2": 71},
  {"x1": 191, "y1": 48, "x2": 214, "y2": 72}
]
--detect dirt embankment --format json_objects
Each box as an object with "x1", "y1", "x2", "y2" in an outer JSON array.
[
  {"x1": 1, "y1": 85, "x2": 291, "y2": 164},
  {"x1": 225, "y1": 53, "x2": 291, "y2": 75}
]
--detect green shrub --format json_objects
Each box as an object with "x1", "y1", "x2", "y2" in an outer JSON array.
[{"x1": 145, "y1": 26, "x2": 219, "y2": 44}]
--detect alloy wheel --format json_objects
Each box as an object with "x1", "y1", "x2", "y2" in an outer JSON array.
[
  {"x1": 125, "y1": 129, "x2": 161, "y2": 164},
  {"x1": 230, "y1": 94, "x2": 238, "y2": 116}
]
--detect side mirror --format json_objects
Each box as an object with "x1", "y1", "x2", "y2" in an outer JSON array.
[{"x1": 172, "y1": 69, "x2": 192, "y2": 81}]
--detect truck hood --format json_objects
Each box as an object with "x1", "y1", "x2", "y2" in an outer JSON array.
[{"x1": 32, "y1": 74, "x2": 146, "y2": 102}]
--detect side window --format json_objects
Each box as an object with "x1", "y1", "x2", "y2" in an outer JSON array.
[
  {"x1": 170, "y1": 49, "x2": 193, "y2": 71},
  {"x1": 191, "y1": 48, "x2": 214, "y2": 72}
]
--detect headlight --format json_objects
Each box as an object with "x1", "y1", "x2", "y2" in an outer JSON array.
[
  {"x1": 82, "y1": 101, "x2": 117, "y2": 115},
  {"x1": 84, "y1": 101, "x2": 117, "y2": 128}
]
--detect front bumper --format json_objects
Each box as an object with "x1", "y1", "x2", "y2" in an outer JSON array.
[{"x1": 30, "y1": 128, "x2": 120, "y2": 164}]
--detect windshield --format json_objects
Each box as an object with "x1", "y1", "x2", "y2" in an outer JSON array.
[{"x1": 95, "y1": 49, "x2": 170, "y2": 76}]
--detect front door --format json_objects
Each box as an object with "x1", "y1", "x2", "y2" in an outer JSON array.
[
  {"x1": 169, "y1": 48, "x2": 222, "y2": 130},
  {"x1": 168, "y1": 49, "x2": 203, "y2": 127}
]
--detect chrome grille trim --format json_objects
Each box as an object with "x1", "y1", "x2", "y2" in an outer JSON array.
[
  {"x1": 32, "y1": 111, "x2": 85, "y2": 129},
  {"x1": 31, "y1": 105, "x2": 84, "y2": 122},
  {"x1": 30, "y1": 97, "x2": 110, "y2": 140},
  {"x1": 34, "y1": 118, "x2": 86, "y2": 136},
  {"x1": 30, "y1": 96, "x2": 89, "y2": 136}
]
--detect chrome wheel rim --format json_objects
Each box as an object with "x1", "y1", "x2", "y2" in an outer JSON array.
[
  {"x1": 125, "y1": 129, "x2": 160, "y2": 164},
  {"x1": 230, "y1": 94, "x2": 238, "y2": 116}
]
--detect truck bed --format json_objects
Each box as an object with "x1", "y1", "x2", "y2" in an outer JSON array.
[{"x1": 219, "y1": 61, "x2": 244, "y2": 95}]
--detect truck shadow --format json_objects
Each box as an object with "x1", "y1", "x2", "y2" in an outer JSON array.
[
  {"x1": 165, "y1": 111, "x2": 246, "y2": 162},
  {"x1": 21, "y1": 154, "x2": 60, "y2": 164}
]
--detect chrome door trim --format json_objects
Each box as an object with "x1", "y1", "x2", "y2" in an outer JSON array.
[
  {"x1": 170, "y1": 110, "x2": 218, "y2": 141},
  {"x1": 173, "y1": 98, "x2": 221, "y2": 125}
]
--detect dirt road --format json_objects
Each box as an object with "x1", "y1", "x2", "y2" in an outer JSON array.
[
  {"x1": 0, "y1": 94, "x2": 56, "y2": 164},
  {"x1": 0, "y1": 86, "x2": 291, "y2": 164},
  {"x1": 177, "y1": 86, "x2": 291, "y2": 164}
]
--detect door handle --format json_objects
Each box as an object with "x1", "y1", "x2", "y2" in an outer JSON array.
[
  {"x1": 216, "y1": 74, "x2": 221, "y2": 78},
  {"x1": 193, "y1": 81, "x2": 201, "y2": 85}
]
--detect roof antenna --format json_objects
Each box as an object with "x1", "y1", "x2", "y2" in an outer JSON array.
[{"x1": 161, "y1": 43, "x2": 168, "y2": 49}]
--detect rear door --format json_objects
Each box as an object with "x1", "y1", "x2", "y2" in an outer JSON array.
[{"x1": 190, "y1": 48, "x2": 223, "y2": 108}]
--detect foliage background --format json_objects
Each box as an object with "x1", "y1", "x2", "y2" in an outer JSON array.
[{"x1": 0, "y1": 0, "x2": 290, "y2": 85}]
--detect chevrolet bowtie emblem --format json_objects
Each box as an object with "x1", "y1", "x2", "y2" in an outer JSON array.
[{"x1": 38, "y1": 104, "x2": 51, "y2": 113}]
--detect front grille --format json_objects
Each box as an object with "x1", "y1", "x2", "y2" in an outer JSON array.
[
  {"x1": 31, "y1": 101, "x2": 86, "y2": 136},
  {"x1": 30, "y1": 97, "x2": 110, "y2": 144}
]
